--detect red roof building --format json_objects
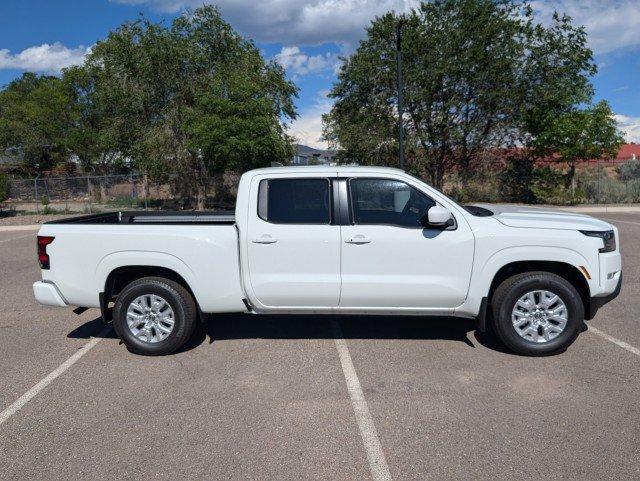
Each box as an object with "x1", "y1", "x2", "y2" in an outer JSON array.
[{"x1": 614, "y1": 143, "x2": 640, "y2": 162}]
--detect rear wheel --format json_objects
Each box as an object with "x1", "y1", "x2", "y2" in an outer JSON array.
[
  {"x1": 113, "y1": 276, "x2": 197, "y2": 356},
  {"x1": 491, "y1": 272, "x2": 584, "y2": 356}
]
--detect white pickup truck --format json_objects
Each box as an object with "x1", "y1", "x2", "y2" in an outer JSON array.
[{"x1": 33, "y1": 166, "x2": 622, "y2": 356}]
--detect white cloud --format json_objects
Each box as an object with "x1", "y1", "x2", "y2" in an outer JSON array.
[
  {"x1": 113, "y1": 1, "x2": 640, "y2": 55},
  {"x1": 0, "y1": 43, "x2": 90, "y2": 72},
  {"x1": 288, "y1": 90, "x2": 333, "y2": 148},
  {"x1": 115, "y1": 1, "x2": 640, "y2": 55},
  {"x1": 112, "y1": 0, "x2": 419, "y2": 46},
  {"x1": 615, "y1": 114, "x2": 640, "y2": 143},
  {"x1": 275, "y1": 46, "x2": 340, "y2": 76},
  {"x1": 532, "y1": 1, "x2": 640, "y2": 55}
]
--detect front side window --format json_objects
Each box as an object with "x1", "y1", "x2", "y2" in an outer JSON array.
[
  {"x1": 350, "y1": 178, "x2": 436, "y2": 228},
  {"x1": 258, "y1": 178, "x2": 330, "y2": 224}
]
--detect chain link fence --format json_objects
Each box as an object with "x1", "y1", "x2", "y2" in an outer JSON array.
[
  {"x1": 2, "y1": 169, "x2": 639, "y2": 215},
  {"x1": 2, "y1": 174, "x2": 158, "y2": 214},
  {"x1": 577, "y1": 160, "x2": 640, "y2": 204}
]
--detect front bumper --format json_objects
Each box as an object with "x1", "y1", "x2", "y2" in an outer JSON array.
[
  {"x1": 33, "y1": 281, "x2": 68, "y2": 307},
  {"x1": 599, "y1": 251, "x2": 622, "y2": 296},
  {"x1": 587, "y1": 273, "x2": 622, "y2": 320}
]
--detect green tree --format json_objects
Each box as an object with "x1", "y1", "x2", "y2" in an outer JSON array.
[
  {"x1": 76, "y1": 6, "x2": 297, "y2": 209},
  {"x1": 63, "y1": 66, "x2": 126, "y2": 176},
  {"x1": 532, "y1": 100, "x2": 623, "y2": 190},
  {"x1": 0, "y1": 73, "x2": 77, "y2": 174},
  {"x1": 324, "y1": 0, "x2": 598, "y2": 190}
]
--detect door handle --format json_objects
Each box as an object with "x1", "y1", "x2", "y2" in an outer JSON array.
[
  {"x1": 253, "y1": 234, "x2": 277, "y2": 244},
  {"x1": 345, "y1": 235, "x2": 371, "y2": 244}
]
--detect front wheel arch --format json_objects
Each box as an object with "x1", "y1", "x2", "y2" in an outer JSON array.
[{"x1": 488, "y1": 261, "x2": 590, "y2": 320}]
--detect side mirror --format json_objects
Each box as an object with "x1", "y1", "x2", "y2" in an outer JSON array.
[{"x1": 421, "y1": 206, "x2": 454, "y2": 229}]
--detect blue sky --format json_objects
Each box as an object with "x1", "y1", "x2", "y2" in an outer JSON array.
[{"x1": 1, "y1": 0, "x2": 639, "y2": 147}]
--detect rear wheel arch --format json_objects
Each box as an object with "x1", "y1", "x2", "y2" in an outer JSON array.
[{"x1": 103, "y1": 266, "x2": 199, "y2": 320}]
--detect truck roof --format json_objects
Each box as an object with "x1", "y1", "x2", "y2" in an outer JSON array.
[{"x1": 248, "y1": 165, "x2": 406, "y2": 175}]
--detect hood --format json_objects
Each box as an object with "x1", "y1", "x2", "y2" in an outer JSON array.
[{"x1": 471, "y1": 204, "x2": 613, "y2": 231}]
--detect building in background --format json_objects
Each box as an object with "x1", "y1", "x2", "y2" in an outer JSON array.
[
  {"x1": 291, "y1": 144, "x2": 338, "y2": 166},
  {"x1": 615, "y1": 144, "x2": 640, "y2": 163}
]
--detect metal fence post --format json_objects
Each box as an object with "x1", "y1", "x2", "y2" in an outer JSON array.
[
  {"x1": 87, "y1": 177, "x2": 92, "y2": 214},
  {"x1": 34, "y1": 174, "x2": 40, "y2": 215},
  {"x1": 64, "y1": 177, "x2": 69, "y2": 213},
  {"x1": 597, "y1": 159, "x2": 601, "y2": 204}
]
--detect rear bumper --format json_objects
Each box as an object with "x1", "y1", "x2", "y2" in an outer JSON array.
[
  {"x1": 587, "y1": 273, "x2": 622, "y2": 320},
  {"x1": 33, "y1": 281, "x2": 68, "y2": 307}
]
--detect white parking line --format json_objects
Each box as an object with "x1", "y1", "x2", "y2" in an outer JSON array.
[
  {"x1": 0, "y1": 326, "x2": 111, "y2": 427},
  {"x1": 331, "y1": 320, "x2": 392, "y2": 481},
  {"x1": 0, "y1": 233, "x2": 34, "y2": 245},
  {"x1": 589, "y1": 326, "x2": 640, "y2": 357}
]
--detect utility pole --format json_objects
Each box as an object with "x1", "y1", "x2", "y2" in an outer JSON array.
[{"x1": 396, "y1": 19, "x2": 405, "y2": 170}]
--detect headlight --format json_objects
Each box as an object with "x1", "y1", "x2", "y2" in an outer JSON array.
[{"x1": 580, "y1": 230, "x2": 616, "y2": 253}]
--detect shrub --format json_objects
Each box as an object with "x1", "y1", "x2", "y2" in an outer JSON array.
[
  {"x1": 578, "y1": 167, "x2": 640, "y2": 203},
  {"x1": 530, "y1": 166, "x2": 585, "y2": 205},
  {"x1": 444, "y1": 170, "x2": 504, "y2": 204},
  {"x1": 500, "y1": 156, "x2": 536, "y2": 204},
  {"x1": 617, "y1": 158, "x2": 640, "y2": 181}
]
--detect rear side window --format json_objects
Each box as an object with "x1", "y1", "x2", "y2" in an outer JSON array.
[
  {"x1": 258, "y1": 178, "x2": 331, "y2": 224},
  {"x1": 350, "y1": 178, "x2": 436, "y2": 228}
]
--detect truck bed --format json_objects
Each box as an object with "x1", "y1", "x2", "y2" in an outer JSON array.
[
  {"x1": 38, "y1": 211, "x2": 244, "y2": 313},
  {"x1": 46, "y1": 210, "x2": 236, "y2": 225}
]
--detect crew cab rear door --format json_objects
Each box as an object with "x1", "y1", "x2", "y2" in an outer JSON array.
[{"x1": 245, "y1": 173, "x2": 341, "y2": 308}]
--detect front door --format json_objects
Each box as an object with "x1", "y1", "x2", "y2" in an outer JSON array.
[
  {"x1": 339, "y1": 177, "x2": 474, "y2": 309},
  {"x1": 246, "y1": 175, "x2": 341, "y2": 308}
]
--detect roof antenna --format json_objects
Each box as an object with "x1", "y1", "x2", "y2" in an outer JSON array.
[{"x1": 271, "y1": 162, "x2": 284, "y2": 167}]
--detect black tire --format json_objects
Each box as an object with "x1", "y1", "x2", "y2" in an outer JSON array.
[
  {"x1": 491, "y1": 271, "x2": 584, "y2": 356},
  {"x1": 113, "y1": 276, "x2": 197, "y2": 356}
]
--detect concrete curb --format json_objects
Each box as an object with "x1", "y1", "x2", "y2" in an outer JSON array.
[
  {"x1": 555, "y1": 206, "x2": 640, "y2": 213},
  {"x1": 0, "y1": 225, "x2": 41, "y2": 232}
]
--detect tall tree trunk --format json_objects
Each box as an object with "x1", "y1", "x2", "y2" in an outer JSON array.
[
  {"x1": 195, "y1": 152, "x2": 208, "y2": 211},
  {"x1": 99, "y1": 180, "x2": 108, "y2": 203},
  {"x1": 141, "y1": 173, "x2": 149, "y2": 201},
  {"x1": 565, "y1": 163, "x2": 576, "y2": 190},
  {"x1": 196, "y1": 183, "x2": 206, "y2": 211}
]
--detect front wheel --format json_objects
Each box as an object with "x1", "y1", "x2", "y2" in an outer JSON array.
[
  {"x1": 491, "y1": 272, "x2": 584, "y2": 356},
  {"x1": 113, "y1": 277, "x2": 197, "y2": 355}
]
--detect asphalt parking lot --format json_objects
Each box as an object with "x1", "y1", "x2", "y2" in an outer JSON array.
[{"x1": 0, "y1": 211, "x2": 639, "y2": 481}]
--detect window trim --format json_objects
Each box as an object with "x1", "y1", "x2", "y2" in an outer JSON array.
[
  {"x1": 257, "y1": 177, "x2": 333, "y2": 225},
  {"x1": 347, "y1": 177, "x2": 441, "y2": 230}
]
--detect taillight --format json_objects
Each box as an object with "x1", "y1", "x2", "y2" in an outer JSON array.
[{"x1": 37, "y1": 236, "x2": 55, "y2": 269}]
